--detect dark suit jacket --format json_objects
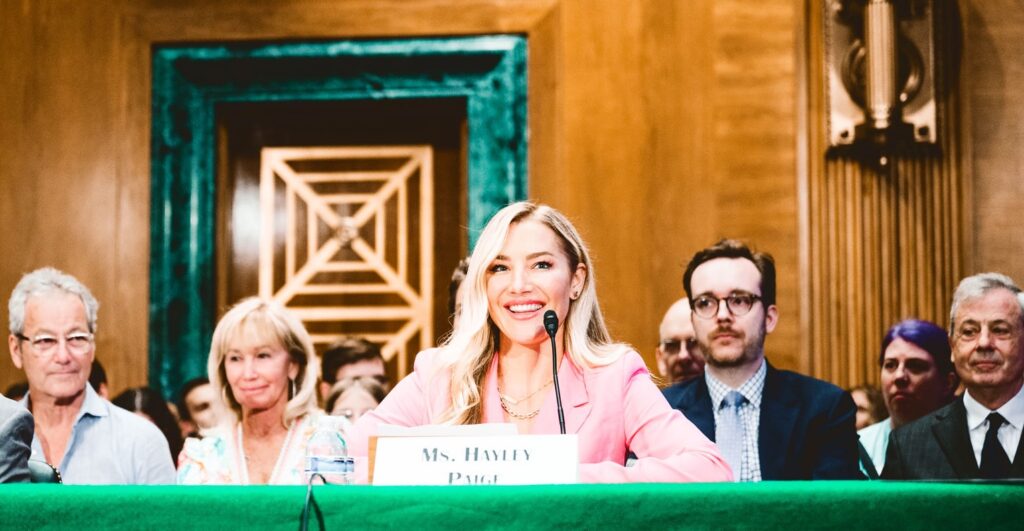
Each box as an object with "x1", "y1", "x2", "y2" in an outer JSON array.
[
  {"x1": 663, "y1": 363, "x2": 860, "y2": 480},
  {"x1": 0, "y1": 394, "x2": 34, "y2": 483},
  {"x1": 880, "y1": 397, "x2": 1024, "y2": 479}
]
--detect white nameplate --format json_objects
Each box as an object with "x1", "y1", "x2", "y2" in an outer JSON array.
[{"x1": 371, "y1": 434, "x2": 579, "y2": 486}]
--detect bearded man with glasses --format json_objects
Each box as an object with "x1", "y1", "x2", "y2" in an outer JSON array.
[
  {"x1": 7, "y1": 267, "x2": 175, "y2": 484},
  {"x1": 663, "y1": 239, "x2": 860, "y2": 481}
]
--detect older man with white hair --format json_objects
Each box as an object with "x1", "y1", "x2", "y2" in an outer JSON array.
[
  {"x1": 883, "y1": 272, "x2": 1024, "y2": 479},
  {"x1": 8, "y1": 267, "x2": 174, "y2": 484}
]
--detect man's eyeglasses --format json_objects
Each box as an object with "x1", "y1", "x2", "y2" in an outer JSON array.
[
  {"x1": 16, "y1": 332, "x2": 94, "y2": 356},
  {"x1": 660, "y1": 338, "x2": 699, "y2": 357},
  {"x1": 692, "y1": 292, "x2": 762, "y2": 319}
]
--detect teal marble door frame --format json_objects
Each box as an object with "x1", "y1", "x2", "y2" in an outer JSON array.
[{"x1": 150, "y1": 36, "x2": 527, "y2": 398}]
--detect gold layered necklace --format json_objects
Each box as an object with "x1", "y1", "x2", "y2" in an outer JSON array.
[{"x1": 497, "y1": 368, "x2": 553, "y2": 420}]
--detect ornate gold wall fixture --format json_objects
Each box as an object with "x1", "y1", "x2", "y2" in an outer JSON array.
[
  {"x1": 824, "y1": 0, "x2": 937, "y2": 157},
  {"x1": 259, "y1": 146, "x2": 434, "y2": 377}
]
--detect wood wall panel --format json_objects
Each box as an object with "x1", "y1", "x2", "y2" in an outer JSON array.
[
  {"x1": 129, "y1": 0, "x2": 558, "y2": 41},
  {"x1": 964, "y1": 1, "x2": 1024, "y2": 280},
  {"x1": 0, "y1": 0, "x2": 146, "y2": 395},
  {"x1": 710, "y1": 0, "x2": 800, "y2": 370},
  {"x1": 558, "y1": 0, "x2": 801, "y2": 371},
  {"x1": 808, "y1": 153, "x2": 965, "y2": 388}
]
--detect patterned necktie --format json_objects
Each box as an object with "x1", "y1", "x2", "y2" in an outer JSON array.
[
  {"x1": 718, "y1": 390, "x2": 747, "y2": 481},
  {"x1": 980, "y1": 412, "x2": 1011, "y2": 479}
]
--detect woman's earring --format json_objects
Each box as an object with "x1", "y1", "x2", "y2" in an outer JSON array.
[{"x1": 289, "y1": 378, "x2": 296, "y2": 399}]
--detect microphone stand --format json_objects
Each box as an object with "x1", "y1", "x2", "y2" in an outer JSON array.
[{"x1": 544, "y1": 310, "x2": 566, "y2": 435}]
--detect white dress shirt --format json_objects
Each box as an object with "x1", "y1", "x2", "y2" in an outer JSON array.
[{"x1": 962, "y1": 385, "x2": 1024, "y2": 466}]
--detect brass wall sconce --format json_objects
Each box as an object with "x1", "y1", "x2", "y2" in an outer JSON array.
[{"x1": 824, "y1": 0, "x2": 937, "y2": 165}]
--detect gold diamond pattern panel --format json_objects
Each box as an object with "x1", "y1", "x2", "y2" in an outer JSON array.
[{"x1": 258, "y1": 146, "x2": 434, "y2": 377}]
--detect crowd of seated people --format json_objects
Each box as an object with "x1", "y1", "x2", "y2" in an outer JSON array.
[{"x1": 3, "y1": 203, "x2": 1024, "y2": 485}]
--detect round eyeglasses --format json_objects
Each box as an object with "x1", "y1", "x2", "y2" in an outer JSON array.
[
  {"x1": 691, "y1": 292, "x2": 762, "y2": 319},
  {"x1": 16, "y1": 332, "x2": 94, "y2": 356},
  {"x1": 660, "y1": 337, "x2": 699, "y2": 357}
]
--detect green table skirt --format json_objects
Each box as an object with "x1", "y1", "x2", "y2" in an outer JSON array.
[{"x1": 1, "y1": 481, "x2": 1022, "y2": 530}]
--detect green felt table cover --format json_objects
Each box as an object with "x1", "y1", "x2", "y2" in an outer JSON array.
[{"x1": 1, "y1": 481, "x2": 1022, "y2": 530}]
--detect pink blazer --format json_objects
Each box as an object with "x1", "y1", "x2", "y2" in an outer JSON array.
[{"x1": 349, "y1": 348, "x2": 732, "y2": 483}]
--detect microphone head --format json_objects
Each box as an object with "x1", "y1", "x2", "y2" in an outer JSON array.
[{"x1": 543, "y1": 310, "x2": 558, "y2": 337}]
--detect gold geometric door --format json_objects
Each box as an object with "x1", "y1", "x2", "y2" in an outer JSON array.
[{"x1": 258, "y1": 146, "x2": 434, "y2": 376}]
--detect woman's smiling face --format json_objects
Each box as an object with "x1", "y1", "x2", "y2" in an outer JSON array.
[
  {"x1": 223, "y1": 332, "x2": 297, "y2": 414},
  {"x1": 486, "y1": 219, "x2": 585, "y2": 350}
]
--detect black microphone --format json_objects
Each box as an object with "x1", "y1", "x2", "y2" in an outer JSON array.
[{"x1": 544, "y1": 310, "x2": 566, "y2": 435}]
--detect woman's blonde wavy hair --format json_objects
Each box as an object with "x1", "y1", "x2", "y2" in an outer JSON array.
[
  {"x1": 434, "y1": 201, "x2": 627, "y2": 425},
  {"x1": 207, "y1": 297, "x2": 320, "y2": 428}
]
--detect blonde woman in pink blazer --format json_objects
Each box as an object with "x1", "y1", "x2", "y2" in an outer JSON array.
[{"x1": 349, "y1": 202, "x2": 732, "y2": 483}]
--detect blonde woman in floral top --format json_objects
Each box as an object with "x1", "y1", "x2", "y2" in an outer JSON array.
[{"x1": 178, "y1": 298, "x2": 321, "y2": 485}]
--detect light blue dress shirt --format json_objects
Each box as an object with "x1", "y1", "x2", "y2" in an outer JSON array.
[{"x1": 21, "y1": 384, "x2": 176, "y2": 484}]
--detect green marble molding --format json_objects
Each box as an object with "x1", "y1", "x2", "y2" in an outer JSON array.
[{"x1": 150, "y1": 36, "x2": 528, "y2": 399}]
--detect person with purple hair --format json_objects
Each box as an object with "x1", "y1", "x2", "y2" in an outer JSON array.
[{"x1": 858, "y1": 319, "x2": 957, "y2": 475}]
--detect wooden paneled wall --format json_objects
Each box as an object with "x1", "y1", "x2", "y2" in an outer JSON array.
[
  {"x1": 0, "y1": 0, "x2": 151, "y2": 395},
  {"x1": 964, "y1": 1, "x2": 1024, "y2": 281},
  {"x1": 806, "y1": 150, "x2": 966, "y2": 388},
  {"x1": 3, "y1": 0, "x2": 1019, "y2": 395},
  {"x1": 549, "y1": 0, "x2": 803, "y2": 371}
]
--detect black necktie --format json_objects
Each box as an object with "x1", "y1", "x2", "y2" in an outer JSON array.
[{"x1": 979, "y1": 412, "x2": 1012, "y2": 479}]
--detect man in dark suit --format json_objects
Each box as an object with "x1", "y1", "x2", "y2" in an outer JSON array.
[
  {"x1": 0, "y1": 393, "x2": 33, "y2": 483},
  {"x1": 882, "y1": 273, "x2": 1024, "y2": 479},
  {"x1": 663, "y1": 239, "x2": 859, "y2": 480}
]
